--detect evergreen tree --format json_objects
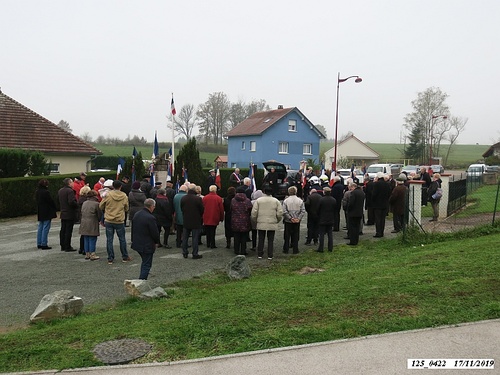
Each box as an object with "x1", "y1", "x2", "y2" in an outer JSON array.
[{"x1": 175, "y1": 137, "x2": 204, "y2": 186}]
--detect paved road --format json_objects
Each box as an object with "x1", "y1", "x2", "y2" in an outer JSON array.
[{"x1": 0, "y1": 213, "x2": 397, "y2": 329}]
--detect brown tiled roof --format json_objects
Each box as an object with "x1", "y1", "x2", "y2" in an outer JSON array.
[
  {"x1": 225, "y1": 107, "x2": 296, "y2": 137},
  {"x1": 215, "y1": 155, "x2": 228, "y2": 162},
  {"x1": 0, "y1": 90, "x2": 101, "y2": 155}
]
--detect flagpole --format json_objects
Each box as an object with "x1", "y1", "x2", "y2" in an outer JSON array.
[{"x1": 171, "y1": 93, "x2": 176, "y2": 180}]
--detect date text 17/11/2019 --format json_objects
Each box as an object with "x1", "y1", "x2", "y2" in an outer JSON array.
[{"x1": 408, "y1": 359, "x2": 495, "y2": 369}]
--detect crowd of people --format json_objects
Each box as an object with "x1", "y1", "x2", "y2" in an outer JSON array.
[{"x1": 34, "y1": 166, "x2": 442, "y2": 280}]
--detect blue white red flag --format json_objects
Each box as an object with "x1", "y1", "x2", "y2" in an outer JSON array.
[
  {"x1": 248, "y1": 163, "x2": 256, "y2": 192},
  {"x1": 171, "y1": 96, "x2": 176, "y2": 116},
  {"x1": 215, "y1": 167, "x2": 221, "y2": 189},
  {"x1": 152, "y1": 132, "x2": 159, "y2": 159}
]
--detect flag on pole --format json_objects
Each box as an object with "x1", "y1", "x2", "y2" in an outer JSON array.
[
  {"x1": 149, "y1": 162, "x2": 155, "y2": 186},
  {"x1": 329, "y1": 169, "x2": 336, "y2": 187},
  {"x1": 215, "y1": 166, "x2": 221, "y2": 189},
  {"x1": 301, "y1": 161, "x2": 307, "y2": 189},
  {"x1": 116, "y1": 158, "x2": 124, "y2": 180},
  {"x1": 320, "y1": 163, "x2": 325, "y2": 177},
  {"x1": 171, "y1": 96, "x2": 176, "y2": 116},
  {"x1": 131, "y1": 146, "x2": 137, "y2": 182},
  {"x1": 167, "y1": 147, "x2": 173, "y2": 181},
  {"x1": 248, "y1": 163, "x2": 256, "y2": 192},
  {"x1": 152, "y1": 131, "x2": 159, "y2": 159}
]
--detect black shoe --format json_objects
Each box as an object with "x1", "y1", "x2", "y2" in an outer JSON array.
[
  {"x1": 78, "y1": 249, "x2": 85, "y2": 254},
  {"x1": 64, "y1": 247, "x2": 77, "y2": 252},
  {"x1": 210, "y1": 245, "x2": 218, "y2": 249},
  {"x1": 164, "y1": 244, "x2": 172, "y2": 249},
  {"x1": 40, "y1": 246, "x2": 52, "y2": 250},
  {"x1": 192, "y1": 254, "x2": 203, "y2": 259},
  {"x1": 182, "y1": 253, "x2": 188, "y2": 259},
  {"x1": 37, "y1": 245, "x2": 42, "y2": 249},
  {"x1": 373, "y1": 234, "x2": 383, "y2": 238}
]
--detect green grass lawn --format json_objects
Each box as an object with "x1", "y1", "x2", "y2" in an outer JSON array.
[{"x1": 1, "y1": 229, "x2": 499, "y2": 372}]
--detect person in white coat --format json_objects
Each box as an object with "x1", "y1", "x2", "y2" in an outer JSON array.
[{"x1": 251, "y1": 187, "x2": 283, "y2": 260}]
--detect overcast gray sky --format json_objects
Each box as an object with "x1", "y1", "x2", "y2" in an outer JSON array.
[{"x1": 1, "y1": 0, "x2": 499, "y2": 145}]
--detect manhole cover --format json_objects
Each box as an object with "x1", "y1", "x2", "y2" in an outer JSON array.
[{"x1": 93, "y1": 338, "x2": 152, "y2": 365}]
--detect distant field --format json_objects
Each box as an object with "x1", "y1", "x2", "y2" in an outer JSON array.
[{"x1": 94, "y1": 143, "x2": 490, "y2": 169}]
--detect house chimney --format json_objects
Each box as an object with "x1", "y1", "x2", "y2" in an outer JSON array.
[{"x1": 278, "y1": 105, "x2": 283, "y2": 109}]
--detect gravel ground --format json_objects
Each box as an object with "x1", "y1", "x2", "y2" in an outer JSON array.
[{"x1": 0, "y1": 213, "x2": 396, "y2": 331}]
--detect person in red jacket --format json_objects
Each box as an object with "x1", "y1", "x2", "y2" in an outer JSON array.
[
  {"x1": 202, "y1": 185, "x2": 224, "y2": 249},
  {"x1": 72, "y1": 172, "x2": 88, "y2": 201}
]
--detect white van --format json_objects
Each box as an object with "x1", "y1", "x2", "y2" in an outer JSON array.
[
  {"x1": 467, "y1": 164, "x2": 487, "y2": 177},
  {"x1": 366, "y1": 163, "x2": 392, "y2": 180}
]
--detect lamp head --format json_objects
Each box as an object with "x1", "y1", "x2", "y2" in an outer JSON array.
[{"x1": 355, "y1": 77, "x2": 362, "y2": 83}]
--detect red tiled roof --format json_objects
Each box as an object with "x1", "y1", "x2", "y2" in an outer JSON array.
[
  {"x1": 225, "y1": 107, "x2": 296, "y2": 137},
  {"x1": 0, "y1": 90, "x2": 101, "y2": 155}
]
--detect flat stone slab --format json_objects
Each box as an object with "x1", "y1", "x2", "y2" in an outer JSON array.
[{"x1": 93, "y1": 338, "x2": 152, "y2": 365}]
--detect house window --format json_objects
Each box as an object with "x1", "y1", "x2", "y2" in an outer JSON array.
[
  {"x1": 288, "y1": 119, "x2": 297, "y2": 132},
  {"x1": 241, "y1": 141, "x2": 245, "y2": 150},
  {"x1": 48, "y1": 163, "x2": 60, "y2": 173},
  {"x1": 303, "y1": 143, "x2": 312, "y2": 155},
  {"x1": 278, "y1": 142, "x2": 289, "y2": 154},
  {"x1": 250, "y1": 141, "x2": 256, "y2": 151}
]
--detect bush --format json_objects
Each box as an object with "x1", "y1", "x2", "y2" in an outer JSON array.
[{"x1": 0, "y1": 149, "x2": 49, "y2": 178}]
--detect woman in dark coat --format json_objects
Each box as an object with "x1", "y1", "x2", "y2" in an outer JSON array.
[
  {"x1": 153, "y1": 188, "x2": 173, "y2": 248},
  {"x1": 223, "y1": 187, "x2": 236, "y2": 249},
  {"x1": 428, "y1": 173, "x2": 442, "y2": 222},
  {"x1": 35, "y1": 179, "x2": 57, "y2": 250},
  {"x1": 231, "y1": 187, "x2": 253, "y2": 255}
]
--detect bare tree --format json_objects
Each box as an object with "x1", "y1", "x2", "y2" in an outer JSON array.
[
  {"x1": 443, "y1": 116, "x2": 468, "y2": 165},
  {"x1": 228, "y1": 100, "x2": 247, "y2": 129},
  {"x1": 245, "y1": 99, "x2": 270, "y2": 116},
  {"x1": 57, "y1": 120, "x2": 72, "y2": 133},
  {"x1": 169, "y1": 104, "x2": 198, "y2": 139},
  {"x1": 197, "y1": 92, "x2": 231, "y2": 145},
  {"x1": 403, "y1": 87, "x2": 450, "y2": 164},
  {"x1": 80, "y1": 132, "x2": 93, "y2": 143}
]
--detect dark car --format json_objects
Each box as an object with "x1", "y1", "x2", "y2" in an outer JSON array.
[{"x1": 262, "y1": 160, "x2": 299, "y2": 200}]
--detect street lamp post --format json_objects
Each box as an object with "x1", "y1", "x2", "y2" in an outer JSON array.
[
  {"x1": 429, "y1": 114, "x2": 447, "y2": 165},
  {"x1": 333, "y1": 72, "x2": 362, "y2": 172}
]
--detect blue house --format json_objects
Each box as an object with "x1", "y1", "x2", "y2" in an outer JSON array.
[{"x1": 225, "y1": 106, "x2": 325, "y2": 170}]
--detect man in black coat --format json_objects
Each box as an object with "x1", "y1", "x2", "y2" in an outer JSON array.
[
  {"x1": 131, "y1": 198, "x2": 160, "y2": 280},
  {"x1": 304, "y1": 188, "x2": 322, "y2": 245},
  {"x1": 180, "y1": 185, "x2": 205, "y2": 259},
  {"x1": 316, "y1": 187, "x2": 337, "y2": 253},
  {"x1": 371, "y1": 172, "x2": 391, "y2": 238},
  {"x1": 331, "y1": 176, "x2": 345, "y2": 231},
  {"x1": 347, "y1": 182, "x2": 365, "y2": 245},
  {"x1": 58, "y1": 177, "x2": 78, "y2": 252}
]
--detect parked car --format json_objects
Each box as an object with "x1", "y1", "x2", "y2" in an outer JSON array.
[
  {"x1": 337, "y1": 168, "x2": 364, "y2": 185},
  {"x1": 486, "y1": 165, "x2": 499, "y2": 172},
  {"x1": 401, "y1": 165, "x2": 419, "y2": 175},
  {"x1": 366, "y1": 163, "x2": 392, "y2": 180},
  {"x1": 431, "y1": 164, "x2": 444, "y2": 174},
  {"x1": 262, "y1": 160, "x2": 299, "y2": 200}
]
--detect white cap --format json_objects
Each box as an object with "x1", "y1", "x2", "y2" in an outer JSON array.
[
  {"x1": 103, "y1": 179, "x2": 114, "y2": 187},
  {"x1": 376, "y1": 172, "x2": 385, "y2": 179}
]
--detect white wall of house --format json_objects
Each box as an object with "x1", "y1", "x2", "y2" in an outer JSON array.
[
  {"x1": 45, "y1": 155, "x2": 92, "y2": 175},
  {"x1": 324, "y1": 137, "x2": 379, "y2": 166}
]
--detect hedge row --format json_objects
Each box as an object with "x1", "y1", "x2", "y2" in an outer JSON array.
[{"x1": 0, "y1": 168, "x2": 266, "y2": 219}]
